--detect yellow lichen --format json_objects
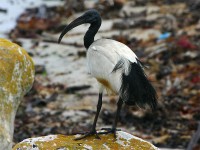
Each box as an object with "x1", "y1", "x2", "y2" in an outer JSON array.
[
  {"x1": 13, "y1": 132, "x2": 157, "y2": 150},
  {"x1": 0, "y1": 38, "x2": 35, "y2": 126},
  {"x1": 0, "y1": 38, "x2": 35, "y2": 96},
  {"x1": 0, "y1": 38, "x2": 35, "y2": 150}
]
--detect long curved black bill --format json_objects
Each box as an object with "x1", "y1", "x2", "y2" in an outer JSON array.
[{"x1": 58, "y1": 16, "x2": 86, "y2": 43}]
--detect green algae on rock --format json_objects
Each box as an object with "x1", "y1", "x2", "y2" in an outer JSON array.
[{"x1": 0, "y1": 38, "x2": 35, "y2": 150}]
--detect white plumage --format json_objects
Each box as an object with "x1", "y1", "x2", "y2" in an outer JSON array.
[{"x1": 87, "y1": 39, "x2": 137, "y2": 94}]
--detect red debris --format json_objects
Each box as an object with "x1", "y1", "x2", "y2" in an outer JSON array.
[{"x1": 176, "y1": 36, "x2": 197, "y2": 49}]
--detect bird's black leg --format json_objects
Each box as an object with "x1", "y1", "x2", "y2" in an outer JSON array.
[
  {"x1": 74, "y1": 93, "x2": 102, "y2": 140},
  {"x1": 100, "y1": 97, "x2": 123, "y2": 138}
]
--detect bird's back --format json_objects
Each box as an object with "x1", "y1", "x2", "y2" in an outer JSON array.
[{"x1": 89, "y1": 39, "x2": 137, "y2": 63}]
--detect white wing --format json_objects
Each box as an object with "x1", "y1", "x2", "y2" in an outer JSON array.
[{"x1": 87, "y1": 39, "x2": 138, "y2": 93}]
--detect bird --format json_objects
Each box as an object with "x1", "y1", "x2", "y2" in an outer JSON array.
[{"x1": 58, "y1": 9, "x2": 157, "y2": 140}]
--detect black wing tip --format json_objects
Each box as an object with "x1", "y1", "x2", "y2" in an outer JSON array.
[
  {"x1": 148, "y1": 95, "x2": 158, "y2": 110},
  {"x1": 120, "y1": 61, "x2": 158, "y2": 110}
]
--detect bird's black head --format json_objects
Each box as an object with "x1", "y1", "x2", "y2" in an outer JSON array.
[
  {"x1": 82, "y1": 9, "x2": 101, "y2": 24},
  {"x1": 58, "y1": 9, "x2": 101, "y2": 44}
]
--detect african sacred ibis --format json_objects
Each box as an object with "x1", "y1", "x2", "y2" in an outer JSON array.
[{"x1": 58, "y1": 9, "x2": 157, "y2": 140}]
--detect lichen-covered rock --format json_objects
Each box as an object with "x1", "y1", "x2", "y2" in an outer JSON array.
[
  {"x1": 13, "y1": 131, "x2": 158, "y2": 150},
  {"x1": 0, "y1": 38, "x2": 35, "y2": 150}
]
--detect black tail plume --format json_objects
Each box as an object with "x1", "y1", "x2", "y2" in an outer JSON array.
[{"x1": 120, "y1": 59, "x2": 157, "y2": 110}]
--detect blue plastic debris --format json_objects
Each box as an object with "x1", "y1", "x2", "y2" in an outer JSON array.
[{"x1": 157, "y1": 32, "x2": 171, "y2": 40}]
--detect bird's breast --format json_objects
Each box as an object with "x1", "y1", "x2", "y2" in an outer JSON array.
[{"x1": 96, "y1": 78, "x2": 116, "y2": 95}]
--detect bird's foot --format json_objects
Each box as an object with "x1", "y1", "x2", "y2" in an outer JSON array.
[
  {"x1": 74, "y1": 129, "x2": 100, "y2": 140},
  {"x1": 99, "y1": 128, "x2": 121, "y2": 138}
]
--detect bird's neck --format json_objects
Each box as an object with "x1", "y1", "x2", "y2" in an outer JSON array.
[{"x1": 84, "y1": 21, "x2": 101, "y2": 49}]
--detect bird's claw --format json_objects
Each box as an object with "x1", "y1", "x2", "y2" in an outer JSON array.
[
  {"x1": 74, "y1": 130, "x2": 100, "y2": 140},
  {"x1": 99, "y1": 128, "x2": 120, "y2": 138}
]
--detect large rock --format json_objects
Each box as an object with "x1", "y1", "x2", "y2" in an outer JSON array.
[
  {"x1": 0, "y1": 38, "x2": 35, "y2": 150},
  {"x1": 13, "y1": 131, "x2": 158, "y2": 150}
]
